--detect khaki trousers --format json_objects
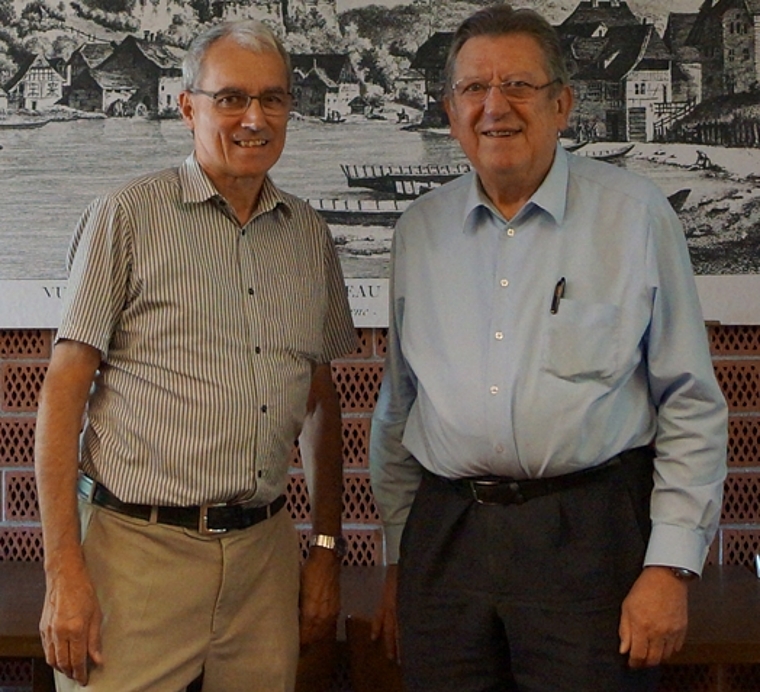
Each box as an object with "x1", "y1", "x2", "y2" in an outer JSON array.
[{"x1": 55, "y1": 500, "x2": 300, "y2": 692}]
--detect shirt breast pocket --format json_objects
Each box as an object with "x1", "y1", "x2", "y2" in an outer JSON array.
[
  {"x1": 542, "y1": 300, "x2": 621, "y2": 382},
  {"x1": 262, "y1": 273, "x2": 324, "y2": 357}
]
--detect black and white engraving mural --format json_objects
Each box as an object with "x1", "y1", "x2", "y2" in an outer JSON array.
[{"x1": 0, "y1": 0, "x2": 759, "y2": 325}]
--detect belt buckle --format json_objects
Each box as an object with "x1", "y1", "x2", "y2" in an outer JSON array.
[
  {"x1": 470, "y1": 479, "x2": 525, "y2": 505},
  {"x1": 470, "y1": 479, "x2": 501, "y2": 505},
  {"x1": 199, "y1": 502, "x2": 228, "y2": 535}
]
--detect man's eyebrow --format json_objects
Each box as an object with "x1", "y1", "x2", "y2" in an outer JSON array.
[{"x1": 215, "y1": 85, "x2": 289, "y2": 93}]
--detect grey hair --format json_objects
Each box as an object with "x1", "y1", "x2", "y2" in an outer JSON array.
[
  {"x1": 444, "y1": 4, "x2": 568, "y2": 96},
  {"x1": 182, "y1": 20, "x2": 292, "y2": 91}
]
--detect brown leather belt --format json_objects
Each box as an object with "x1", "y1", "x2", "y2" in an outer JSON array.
[
  {"x1": 77, "y1": 475, "x2": 285, "y2": 535},
  {"x1": 446, "y1": 448, "x2": 651, "y2": 506}
]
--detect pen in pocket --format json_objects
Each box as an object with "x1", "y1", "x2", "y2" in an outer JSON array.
[{"x1": 550, "y1": 277, "x2": 566, "y2": 314}]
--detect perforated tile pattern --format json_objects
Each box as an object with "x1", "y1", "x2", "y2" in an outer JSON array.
[
  {"x1": 343, "y1": 473, "x2": 379, "y2": 523},
  {"x1": 728, "y1": 417, "x2": 760, "y2": 467},
  {"x1": 710, "y1": 324, "x2": 760, "y2": 355},
  {"x1": 0, "y1": 418, "x2": 36, "y2": 467},
  {"x1": 721, "y1": 473, "x2": 760, "y2": 523},
  {"x1": 659, "y1": 664, "x2": 714, "y2": 692},
  {"x1": 342, "y1": 417, "x2": 371, "y2": 469},
  {"x1": 374, "y1": 328, "x2": 388, "y2": 359},
  {"x1": 0, "y1": 329, "x2": 52, "y2": 359},
  {"x1": 0, "y1": 657, "x2": 32, "y2": 685},
  {"x1": 287, "y1": 471, "x2": 380, "y2": 526},
  {"x1": 287, "y1": 472, "x2": 311, "y2": 524},
  {"x1": 1, "y1": 363, "x2": 47, "y2": 412},
  {"x1": 4, "y1": 471, "x2": 39, "y2": 522},
  {"x1": 287, "y1": 417, "x2": 371, "y2": 471},
  {"x1": 723, "y1": 663, "x2": 760, "y2": 690},
  {"x1": 342, "y1": 327, "x2": 374, "y2": 360},
  {"x1": 332, "y1": 362, "x2": 384, "y2": 413},
  {"x1": 289, "y1": 440, "x2": 302, "y2": 468},
  {"x1": 343, "y1": 527, "x2": 383, "y2": 566},
  {"x1": 0, "y1": 527, "x2": 43, "y2": 561},
  {"x1": 296, "y1": 528, "x2": 310, "y2": 562},
  {"x1": 714, "y1": 361, "x2": 760, "y2": 412},
  {"x1": 721, "y1": 528, "x2": 760, "y2": 567}
]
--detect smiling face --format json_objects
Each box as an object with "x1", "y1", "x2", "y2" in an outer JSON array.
[
  {"x1": 445, "y1": 32, "x2": 572, "y2": 213},
  {"x1": 178, "y1": 37, "x2": 289, "y2": 201}
]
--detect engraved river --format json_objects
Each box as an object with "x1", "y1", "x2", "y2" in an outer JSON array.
[{"x1": 0, "y1": 115, "x2": 748, "y2": 280}]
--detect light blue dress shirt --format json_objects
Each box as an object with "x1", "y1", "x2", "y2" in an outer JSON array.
[{"x1": 370, "y1": 145, "x2": 728, "y2": 571}]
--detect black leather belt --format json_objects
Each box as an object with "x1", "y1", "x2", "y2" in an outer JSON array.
[
  {"x1": 447, "y1": 449, "x2": 649, "y2": 506},
  {"x1": 77, "y1": 475, "x2": 285, "y2": 535}
]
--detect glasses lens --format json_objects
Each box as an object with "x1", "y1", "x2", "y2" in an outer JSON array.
[
  {"x1": 456, "y1": 81, "x2": 488, "y2": 102},
  {"x1": 260, "y1": 92, "x2": 292, "y2": 115},
  {"x1": 213, "y1": 92, "x2": 250, "y2": 114},
  {"x1": 501, "y1": 83, "x2": 534, "y2": 101}
]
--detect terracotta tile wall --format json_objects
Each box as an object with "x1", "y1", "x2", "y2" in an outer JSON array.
[
  {"x1": 2, "y1": 325, "x2": 760, "y2": 690},
  {"x1": 0, "y1": 327, "x2": 389, "y2": 564}
]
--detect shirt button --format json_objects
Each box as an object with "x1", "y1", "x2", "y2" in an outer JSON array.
[
  {"x1": 500, "y1": 279, "x2": 509, "y2": 287},
  {"x1": 255, "y1": 346, "x2": 261, "y2": 354},
  {"x1": 495, "y1": 332, "x2": 503, "y2": 340},
  {"x1": 507, "y1": 228, "x2": 515, "y2": 237},
  {"x1": 261, "y1": 404, "x2": 268, "y2": 413},
  {"x1": 495, "y1": 445, "x2": 504, "y2": 454},
  {"x1": 248, "y1": 287, "x2": 254, "y2": 295},
  {"x1": 490, "y1": 386, "x2": 499, "y2": 395}
]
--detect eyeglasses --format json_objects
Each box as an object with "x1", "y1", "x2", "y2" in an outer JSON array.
[
  {"x1": 451, "y1": 78, "x2": 561, "y2": 104},
  {"x1": 189, "y1": 88, "x2": 292, "y2": 116}
]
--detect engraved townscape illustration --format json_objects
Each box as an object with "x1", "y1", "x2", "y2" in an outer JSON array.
[{"x1": 0, "y1": 0, "x2": 759, "y2": 325}]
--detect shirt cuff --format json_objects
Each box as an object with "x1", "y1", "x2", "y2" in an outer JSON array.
[{"x1": 644, "y1": 522, "x2": 711, "y2": 576}]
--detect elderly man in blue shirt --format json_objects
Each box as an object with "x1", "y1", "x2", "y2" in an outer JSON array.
[{"x1": 369, "y1": 5, "x2": 728, "y2": 692}]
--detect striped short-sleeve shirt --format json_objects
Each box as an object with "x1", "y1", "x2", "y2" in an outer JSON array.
[{"x1": 57, "y1": 154, "x2": 357, "y2": 506}]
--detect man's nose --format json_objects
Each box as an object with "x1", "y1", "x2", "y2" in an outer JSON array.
[
  {"x1": 241, "y1": 96, "x2": 267, "y2": 125},
  {"x1": 483, "y1": 84, "x2": 513, "y2": 113}
]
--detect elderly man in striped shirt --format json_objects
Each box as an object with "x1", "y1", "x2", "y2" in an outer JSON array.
[{"x1": 34, "y1": 20, "x2": 357, "y2": 692}]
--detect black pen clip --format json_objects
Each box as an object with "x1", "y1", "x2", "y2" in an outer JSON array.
[{"x1": 550, "y1": 277, "x2": 566, "y2": 314}]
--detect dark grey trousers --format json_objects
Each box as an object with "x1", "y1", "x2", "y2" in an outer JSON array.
[{"x1": 397, "y1": 449, "x2": 661, "y2": 692}]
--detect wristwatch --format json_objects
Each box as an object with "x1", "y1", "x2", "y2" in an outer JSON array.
[
  {"x1": 309, "y1": 533, "x2": 348, "y2": 558},
  {"x1": 669, "y1": 567, "x2": 698, "y2": 582}
]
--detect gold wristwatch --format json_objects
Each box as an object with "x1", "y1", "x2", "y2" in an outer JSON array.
[{"x1": 309, "y1": 533, "x2": 348, "y2": 558}]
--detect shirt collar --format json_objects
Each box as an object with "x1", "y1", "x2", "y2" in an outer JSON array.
[
  {"x1": 462, "y1": 143, "x2": 569, "y2": 233},
  {"x1": 178, "y1": 153, "x2": 291, "y2": 218},
  {"x1": 462, "y1": 172, "x2": 499, "y2": 234},
  {"x1": 529, "y1": 143, "x2": 568, "y2": 226}
]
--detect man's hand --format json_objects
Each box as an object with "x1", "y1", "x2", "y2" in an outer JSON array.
[
  {"x1": 40, "y1": 564, "x2": 103, "y2": 685},
  {"x1": 619, "y1": 566, "x2": 689, "y2": 668},
  {"x1": 299, "y1": 547, "x2": 341, "y2": 645},
  {"x1": 371, "y1": 564, "x2": 400, "y2": 662}
]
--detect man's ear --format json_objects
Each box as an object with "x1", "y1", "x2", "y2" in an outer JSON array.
[
  {"x1": 443, "y1": 94, "x2": 458, "y2": 139},
  {"x1": 555, "y1": 84, "x2": 574, "y2": 131},
  {"x1": 178, "y1": 91, "x2": 195, "y2": 133}
]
